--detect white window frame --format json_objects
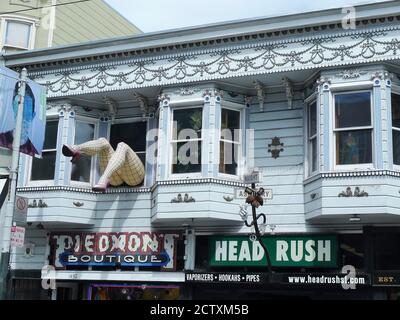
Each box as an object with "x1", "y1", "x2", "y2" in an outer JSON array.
[
  {"x1": 305, "y1": 92, "x2": 319, "y2": 177},
  {"x1": 168, "y1": 104, "x2": 204, "y2": 179},
  {"x1": 218, "y1": 103, "x2": 245, "y2": 180},
  {"x1": 331, "y1": 89, "x2": 374, "y2": 171},
  {"x1": 391, "y1": 89, "x2": 400, "y2": 170},
  {"x1": 27, "y1": 118, "x2": 59, "y2": 187},
  {"x1": 0, "y1": 15, "x2": 37, "y2": 51},
  {"x1": 69, "y1": 117, "x2": 98, "y2": 188},
  {"x1": 108, "y1": 117, "x2": 148, "y2": 182}
]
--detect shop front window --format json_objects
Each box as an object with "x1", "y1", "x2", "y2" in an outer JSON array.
[
  {"x1": 89, "y1": 285, "x2": 181, "y2": 300},
  {"x1": 334, "y1": 92, "x2": 373, "y2": 166},
  {"x1": 31, "y1": 120, "x2": 58, "y2": 181},
  {"x1": 374, "y1": 232, "x2": 400, "y2": 270},
  {"x1": 171, "y1": 107, "x2": 203, "y2": 174}
]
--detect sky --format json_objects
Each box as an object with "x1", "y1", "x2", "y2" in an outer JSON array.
[{"x1": 105, "y1": 0, "x2": 393, "y2": 33}]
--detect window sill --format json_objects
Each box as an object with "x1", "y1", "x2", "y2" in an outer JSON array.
[
  {"x1": 25, "y1": 180, "x2": 55, "y2": 187},
  {"x1": 333, "y1": 164, "x2": 375, "y2": 171}
]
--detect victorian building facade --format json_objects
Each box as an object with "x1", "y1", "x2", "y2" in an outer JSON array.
[{"x1": 1, "y1": 1, "x2": 400, "y2": 300}]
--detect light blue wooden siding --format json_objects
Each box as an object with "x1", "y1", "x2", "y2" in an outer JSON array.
[
  {"x1": 305, "y1": 175, "x2": 400, "y2": 220},
  {"x1": 10, "y1": 229, "x2": 48, "y2": 271},
  {"x1": 249, "y1": 91, "x2": 306, "y2": 228},
  {"x1": 152, "y1": 183, "x2": 243, "y2": 224}
]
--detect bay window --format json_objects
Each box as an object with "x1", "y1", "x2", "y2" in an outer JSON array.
[
  {"x1": 308, "y1": 101, "x2": 318, "y2": 174},
  {"x1": 392, "y1": 93, "x2": 400, "y2": 166},
  {"x1": 31, "y1": 120, "x2": 58, "y2": 181},
  {"x1": 220, "y1": 108, "x2": 241, "y2": 175},
  {"x1": 334, "y1": 91, "x2": 373, "y2": 166},
  {"x1": 171, "y1": 107, "x2": 203, "y2": 174},
  {"x1": 71, "y1": 121, "x2": 95, "y2": 183},
  {"x1": 110, "y1": 121, "x2": 147, "y2": 165}
]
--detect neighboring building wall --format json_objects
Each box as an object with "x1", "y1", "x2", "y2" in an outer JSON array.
[
  {"x1": 52, "y1": 0, "x2": 141, "y2": 46},
  {"x1": 0, "y1": 0, "x2": 141, "y2": 52}
]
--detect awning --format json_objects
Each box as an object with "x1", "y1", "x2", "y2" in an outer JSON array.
[{"x1": 43, "y1": 270, "x2": 186, "y2": 283}]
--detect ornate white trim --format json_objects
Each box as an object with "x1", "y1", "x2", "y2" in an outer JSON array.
[
  {"x1": 17, "y1": 178, "x2": 247, "y2": 195},
  {"x1": 29, "y1": 26, "x2": 400, "y2": 98},
  {"x1": 305, "y1": 170, "x2": 400, "y2": 185}
]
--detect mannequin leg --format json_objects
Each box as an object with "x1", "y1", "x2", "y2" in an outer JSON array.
[
  {"x1": 97, "y1": 142, "x2": 145, "y2": 187},
  {"x1": 65, "y1": 138, "x2": 124, "y2": 186}
]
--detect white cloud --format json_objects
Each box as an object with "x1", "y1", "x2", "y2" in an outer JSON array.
[{"x1": 106, "y1": 0, "x2": 393, "y2": 32}]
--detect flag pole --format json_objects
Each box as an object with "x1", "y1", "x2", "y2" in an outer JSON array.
[{"x1": 0, "y1": 68, "x2": 27, "y2": 300}]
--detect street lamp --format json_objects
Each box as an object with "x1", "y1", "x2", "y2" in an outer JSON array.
[{"x1": 240, "y1": 183, "x2": 273, "y2": 278}]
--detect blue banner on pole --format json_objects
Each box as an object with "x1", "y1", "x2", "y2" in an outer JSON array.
[{"x1": 0, "y1": 67, "x2": 47, "y2": 157}]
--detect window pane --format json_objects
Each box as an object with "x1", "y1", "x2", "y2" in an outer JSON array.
[
  {"x1": 221, "y1": 109, "x2": 240, "y2": 142},
  {"x1": 5, "y1": 21, "x2": 31, "y2": 48},
  {"x1": 309, "y1": 102, "x2": 317, "y2": 137},
  {"x1": 172, "y1": 141, "x2": 201, "y2": 174},
  {"x1": 393, "y1": 130, "x2": 400, "y2": 165},
  {"x1": 219, "y1": 141, "x2": 239, "y2": 175},
  {"x1": 110, "y1": 122, "x2": 147, "y2": 152},
  {"x1": 310, "y1": 138, "x2": 317, "y2": 172},
  {"x1": 336, "y1": 130, "x2": 372, "y2": 165},
  {"x1": 31, "y1": 151, "x2": 56, "y2": 181},
  {"x1": 43, "y1": 121, "x2": 59, "y2": 150},
  {"x1": 75, "y1": 122, "x2": 94, "y2": 145},
  {"x1": 392, "y1": 93, "x2": 400, "y2": 129},
  {"x1": 335, "y1": 92, "x2": 371, "y2": 128},
  {"x1": 173, "y1": 108, "x2": 202, "y2": 140},
  {"x1": 71, "y1": 122, "x2": 95, "y2": 183}
]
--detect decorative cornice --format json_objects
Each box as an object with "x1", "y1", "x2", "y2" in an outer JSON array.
[
  {"x1": 335, "y1": 69, "x2": 368, "y2": 79},
  {"x1": 9, "y1": 12, "x2": 400, "y2": 71},
  {"x1": 27, "y1": 26, "x2": 400, "y2": 98}
]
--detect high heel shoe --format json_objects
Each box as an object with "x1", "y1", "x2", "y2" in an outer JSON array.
[
  {"x1": 92, "y1": 180, "x2": 110, "y2": 193},
  {"x1": 62, "y1": 145, "x2": 81, "y2": 164}
]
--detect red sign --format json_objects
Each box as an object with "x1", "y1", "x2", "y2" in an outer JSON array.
[
  {"x1": 50, "y1": 232, "x2": 181, "y2": 271},
  {"x1": 11, "y1": 226, "x2": 25, "y2": 248}
]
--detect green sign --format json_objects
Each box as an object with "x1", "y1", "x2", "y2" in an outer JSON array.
[{"x1": 209, "y1": 235, "x2": 337, "y2": 268}]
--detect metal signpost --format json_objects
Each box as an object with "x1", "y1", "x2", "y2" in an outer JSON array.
[{"x1": 0, "y1": 68, "x2": 28, "y2": 300}]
